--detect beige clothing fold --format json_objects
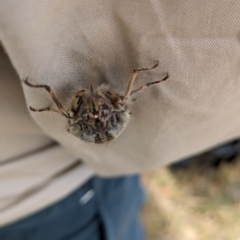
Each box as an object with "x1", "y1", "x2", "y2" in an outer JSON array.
[{"x1": 0, "y1": 46, "x2": 93, "y2": 226}]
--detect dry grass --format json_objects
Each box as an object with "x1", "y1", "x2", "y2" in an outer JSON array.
[{"x1": 141, "y1": 158, "x2": 240, "y2": 240}]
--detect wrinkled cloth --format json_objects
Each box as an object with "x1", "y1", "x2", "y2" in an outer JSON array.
[
  {"x1": 0, "y1": 175, "x2": 145, "y2": 240},
  {"x1": 1, "y1": 0, "x2": 240, "y2": 226},
  {"x1": 0, "y1": 45, "x2": 94, "y2": 226}
]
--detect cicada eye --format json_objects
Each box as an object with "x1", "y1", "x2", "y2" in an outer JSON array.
[
  {"x1": 82, "y1": 111, "x2": 90, "y2": 120},
  {"x1": 102, "y1": 105, "x2": 110, "y2": 116}
]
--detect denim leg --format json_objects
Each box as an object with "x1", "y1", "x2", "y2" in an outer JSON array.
[{"x1": 93, "y1": 175, "x2": 146, "y2": 240}]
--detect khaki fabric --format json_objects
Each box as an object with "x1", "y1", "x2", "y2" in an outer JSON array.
[
  {"x1": 1, "y1": 0, "x2": 240, "y2": 175},
  {"x1": 1, "y1": 0, "x2": 240, "y2": 224}
]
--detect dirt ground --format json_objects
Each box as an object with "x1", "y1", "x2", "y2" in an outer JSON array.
[{"x1": 141, "y1": 158, "x2": 240, "y2": 240}]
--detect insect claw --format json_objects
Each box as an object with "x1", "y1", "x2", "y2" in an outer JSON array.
[
  {"x1": 162, "y1": 73, "x2": 169, "y2": 81},
  {"x1": 152, "y1": 61, "x2": 159, "y2": 69}
]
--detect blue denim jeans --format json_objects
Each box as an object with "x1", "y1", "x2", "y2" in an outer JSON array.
[{"x1": 0, "y1": 175, "x2": 145, "y2": 240}]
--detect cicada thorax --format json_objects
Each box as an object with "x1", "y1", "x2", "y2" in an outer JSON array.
[{"x1": 68, "y1": 89, "x2": 131, "y2": 143}]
